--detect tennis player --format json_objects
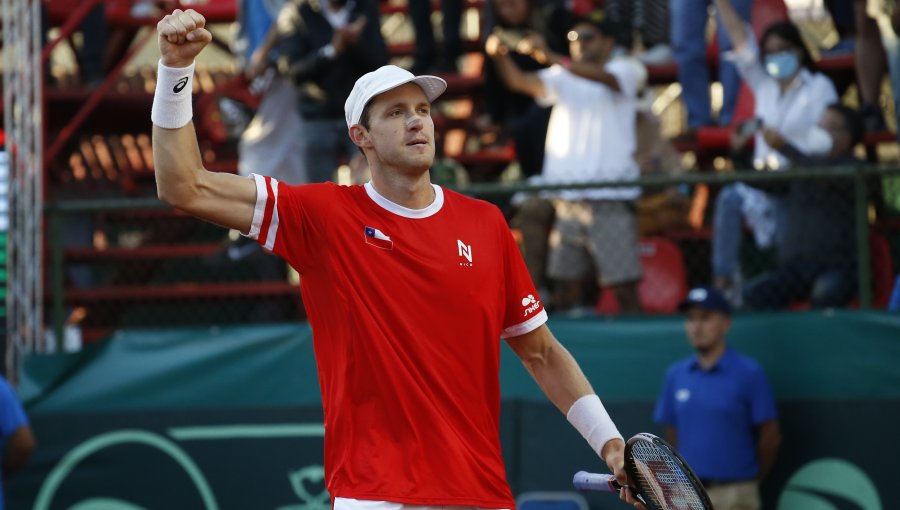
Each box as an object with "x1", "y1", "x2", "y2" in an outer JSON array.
[{"x1": 151, "y1": 9, "x2": 645, "y2": 510}]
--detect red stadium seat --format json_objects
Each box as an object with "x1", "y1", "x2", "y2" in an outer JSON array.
[
  {"x1": 870, "y1": 230, "x2": 895, "y2": 308},
  {"x1": 596, "y1": 237, "x2": 689, "y2": 315}
]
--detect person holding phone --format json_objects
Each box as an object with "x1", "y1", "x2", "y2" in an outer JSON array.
[{"x1": 710, "y1": 0, "x2": 839, "y2": 305}]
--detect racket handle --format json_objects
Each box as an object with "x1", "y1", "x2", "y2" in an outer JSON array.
[{"x1": 572, "y1": 471, "x2": 622, "y2": 492}]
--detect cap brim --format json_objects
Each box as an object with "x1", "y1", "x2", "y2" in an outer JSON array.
[{"x1": 363, "y1": 75, "x2": 447, "y2": 114}]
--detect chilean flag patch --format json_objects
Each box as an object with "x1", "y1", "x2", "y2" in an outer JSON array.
[{"x1": 364, "y1": 226, "x2": 394, "y2": 250}]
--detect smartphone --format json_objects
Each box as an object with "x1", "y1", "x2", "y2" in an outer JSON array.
[{"x1": 738, "y1": 118, "x2": 763, "y2": 137}]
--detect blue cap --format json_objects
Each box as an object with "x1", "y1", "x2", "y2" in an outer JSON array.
[{"x1": 678, "y1": 286, "x2": 732, "y2": 315}]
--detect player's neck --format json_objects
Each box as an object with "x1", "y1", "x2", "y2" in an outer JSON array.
[{"x1": 369, "y1": 172, "x2": 436, "y2": 210}]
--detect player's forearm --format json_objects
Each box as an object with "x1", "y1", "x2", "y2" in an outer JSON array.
[
  {"x1": 527, "y1": 340, "x2": 595, "y2": 413},
  {"x1": 152, "y1": 122, "x2": 206, "y2": 208}
]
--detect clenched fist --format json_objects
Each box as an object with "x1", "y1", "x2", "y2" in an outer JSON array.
[{"x1": 157, "y1": 9, "x2": 213, "y2": 68}]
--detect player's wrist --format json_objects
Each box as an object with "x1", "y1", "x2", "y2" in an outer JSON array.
[
  {"x1": 151, "y1": 60, "x2": 195, "y2": 129},
  {"x1": 567, "y1": 394, "x2": 624, "y2": 461}
]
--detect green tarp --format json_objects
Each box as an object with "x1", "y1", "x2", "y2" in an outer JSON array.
[{"x1": 21, "y1": 310, "x2": 900, "y2": 414}]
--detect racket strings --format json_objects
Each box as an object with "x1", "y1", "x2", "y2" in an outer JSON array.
[{"x1": 630, "y1": 442, "x2": 706, "y2": 510}]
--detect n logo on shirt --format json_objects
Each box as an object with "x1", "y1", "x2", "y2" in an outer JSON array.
[{"x1": 457, "y1": 240, "x2": 473, "y2": 266}]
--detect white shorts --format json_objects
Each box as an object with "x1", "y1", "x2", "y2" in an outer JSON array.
[{"x1": 334, "y1": 498, "x2": 510, "y2": 510}]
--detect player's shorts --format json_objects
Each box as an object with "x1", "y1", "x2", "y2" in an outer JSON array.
[{"x1": 546, "y1": 199, "x2": 643, "y2": 287}]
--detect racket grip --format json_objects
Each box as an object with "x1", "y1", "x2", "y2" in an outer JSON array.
[{"x1": 572, "y1": 471, "x2": 621, "y2": 492}]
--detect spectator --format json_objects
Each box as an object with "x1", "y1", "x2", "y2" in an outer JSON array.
[
  {"x1": 479, "y1": 0, "x2": 574, "y2": 179},
  {"x1": 272, "y1": 0, "x2": 388, "y2": 184},
  {"x1": 240, "y1": 0, "x2": 307, "y2": 184},
  {"x1": 1, "y1": 375, "x2": 35, "y2": 510},
  {"x1": 671, "y1": 0, "x2": 753, "y2": 130},
  {"x1": 486, "y1": 10, "x2": 645, "y2": 314},
  {"x1": 711, "y1": 0, "x2": 838, "y2": 303},
  {"x1": 409, "y1": 0, "x2": 463, "y2": 74},
  {"x1": 741, "y1": 104, "x2": 862, "y2": 309},
  {"x1": 654, "y1": 287, "x2": 781, "y2": 510},
  {"x1": 822, "y1": 0, "x2": 889, "y2": 131},
  {"x1": 604, "y1": 0, "x2": 673, "y2": 65},
  {"x1": 203, "y1": 0, "x2": 306, "y2": 321},
  {"x1": 152, "y1": 10, "x2": 647, "y2": 509}
]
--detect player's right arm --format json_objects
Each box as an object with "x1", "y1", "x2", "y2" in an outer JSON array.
[{"x1": 153, "y1": 9, "x2": 257, "y2": 234}]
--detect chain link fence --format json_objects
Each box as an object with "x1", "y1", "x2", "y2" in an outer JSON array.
[{"x1": 45, "y1": 165, "x2": 900, "y2": 348}]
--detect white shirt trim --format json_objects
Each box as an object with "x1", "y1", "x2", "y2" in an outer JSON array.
[
  {"x1": 335, "y1": 498, "x2": 510, "y2": 510},
  {"x1": 364, "y1": 181, "x2": 444, "y2": 219},
  {"x1": 502, "y1": 309, "x2": 548, "y2": 338},
  {"x1": 245, "y1": 173, "x2": 272, "y2": 240}
]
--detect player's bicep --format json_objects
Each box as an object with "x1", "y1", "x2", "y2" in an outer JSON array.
[{"x1": 179, "y1": 170, "x2": 258, "y2": 234}]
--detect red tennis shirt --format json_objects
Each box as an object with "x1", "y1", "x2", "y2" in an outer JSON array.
[{"x1": 247, "y1": 176, "x2": 547, "y2": 508}]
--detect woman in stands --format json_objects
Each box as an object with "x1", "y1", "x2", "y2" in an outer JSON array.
[{"x1": 710, "y1": 0, "x2": 839, "y2": 306}]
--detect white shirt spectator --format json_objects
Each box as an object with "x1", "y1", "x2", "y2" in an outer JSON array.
[
  {"x1": 725, "y1": 28, "x2": 839, "y2": 170},
  {"x1": 533, "y1": 57, "x2": 642, "y2": 201}
]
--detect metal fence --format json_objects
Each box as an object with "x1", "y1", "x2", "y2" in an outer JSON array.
[{"x1": 44, "y1": 164, "x2": 900, "y2": 348}]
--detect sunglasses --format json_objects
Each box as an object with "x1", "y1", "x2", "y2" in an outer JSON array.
[{"x1": 567, "y1": 30, "x2": 599, "y2": 43}]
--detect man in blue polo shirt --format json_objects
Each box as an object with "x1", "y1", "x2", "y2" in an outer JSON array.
[
  {"x1": 1, "y1": 374, "x2": 35, "y2": 510},
  {"x1": 654, "y1": 286, "x2": 780, "y2": 510}
]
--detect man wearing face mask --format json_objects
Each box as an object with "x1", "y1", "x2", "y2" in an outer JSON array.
[
  {"x1": 740, "y1": 104, "x2": 863, "y2": 309},
  {"x1": 709, "y1": 0, "x2": 839, "y2": 306}
]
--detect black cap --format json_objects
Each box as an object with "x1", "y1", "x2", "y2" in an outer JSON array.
[{"x1": 678, "y1": 286, "x2": 732, "y2": 315}]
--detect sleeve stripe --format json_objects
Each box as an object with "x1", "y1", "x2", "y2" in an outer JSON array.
[
  {"x1": 257, "y1": 176, "x2": 279, "y2": 249},
  {"x1": 264, "y1": 178, "x2": 280, "y2": 251},
  {"x1": 502, "y1": 309, "x2": 548, "y2": 338},
  {"x1": 245, "y1": 174, "x2": 269, "y2": 240}
]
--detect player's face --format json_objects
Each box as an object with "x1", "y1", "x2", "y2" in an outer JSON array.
[
  {"x1": 683, "y1": 308, "x2": 730, "y2": 354},
  {"x1": 363, "y1": 83, "x2": 436, "y2": 173}
]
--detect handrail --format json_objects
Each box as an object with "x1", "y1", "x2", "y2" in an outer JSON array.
[
  {"x1": 44, "y1": 164, "x2": 900, "y2": 212},
  {"x1": 44, "y1": 164, "x2": 900, "y2": 346}
]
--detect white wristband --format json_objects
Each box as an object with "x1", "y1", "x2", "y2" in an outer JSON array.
[
  {"x1": 567, "y1": 394, "x2": 623, "y2": 460},
  {"x1": 151, "y1": 60, "x2": 196, "y2": 129}
]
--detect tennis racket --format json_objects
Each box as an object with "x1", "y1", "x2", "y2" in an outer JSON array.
[{"x1": 572, "y1": 433, "x2": 713, "y2": 510}]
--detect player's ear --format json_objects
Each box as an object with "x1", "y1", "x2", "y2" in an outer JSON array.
[{"x1": 349, "y1": 125, "x2": 373, "y2": 149}]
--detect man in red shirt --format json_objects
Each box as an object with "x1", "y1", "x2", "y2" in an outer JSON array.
[{"x1": 152, "y1": 9, "x2": 644, "y2": 510}]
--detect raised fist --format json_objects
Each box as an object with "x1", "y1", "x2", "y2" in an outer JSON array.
[{"x1": 157, "y1": 9, "x2": 213, "y2": 68}]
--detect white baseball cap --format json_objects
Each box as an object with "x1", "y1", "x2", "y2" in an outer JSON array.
[{"x1": 344, "y1": 65, "x2": 447, "y2": 128}]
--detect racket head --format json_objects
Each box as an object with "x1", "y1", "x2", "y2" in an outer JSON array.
[{"x1": 623, "y1": 433, "x2": 714, "y2": 510}]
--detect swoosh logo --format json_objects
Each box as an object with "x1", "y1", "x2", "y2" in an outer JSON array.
[{"x1": 173, "y1": 76, "x2": 189, "y2": 93}]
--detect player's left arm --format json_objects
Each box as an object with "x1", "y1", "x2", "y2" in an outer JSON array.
[
  {"x1": 505, "y1": 324, "x2": 592, "y2": 411},
  {"x1": 505, "y1": 325, "x2": 627, "y2": 481}
]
